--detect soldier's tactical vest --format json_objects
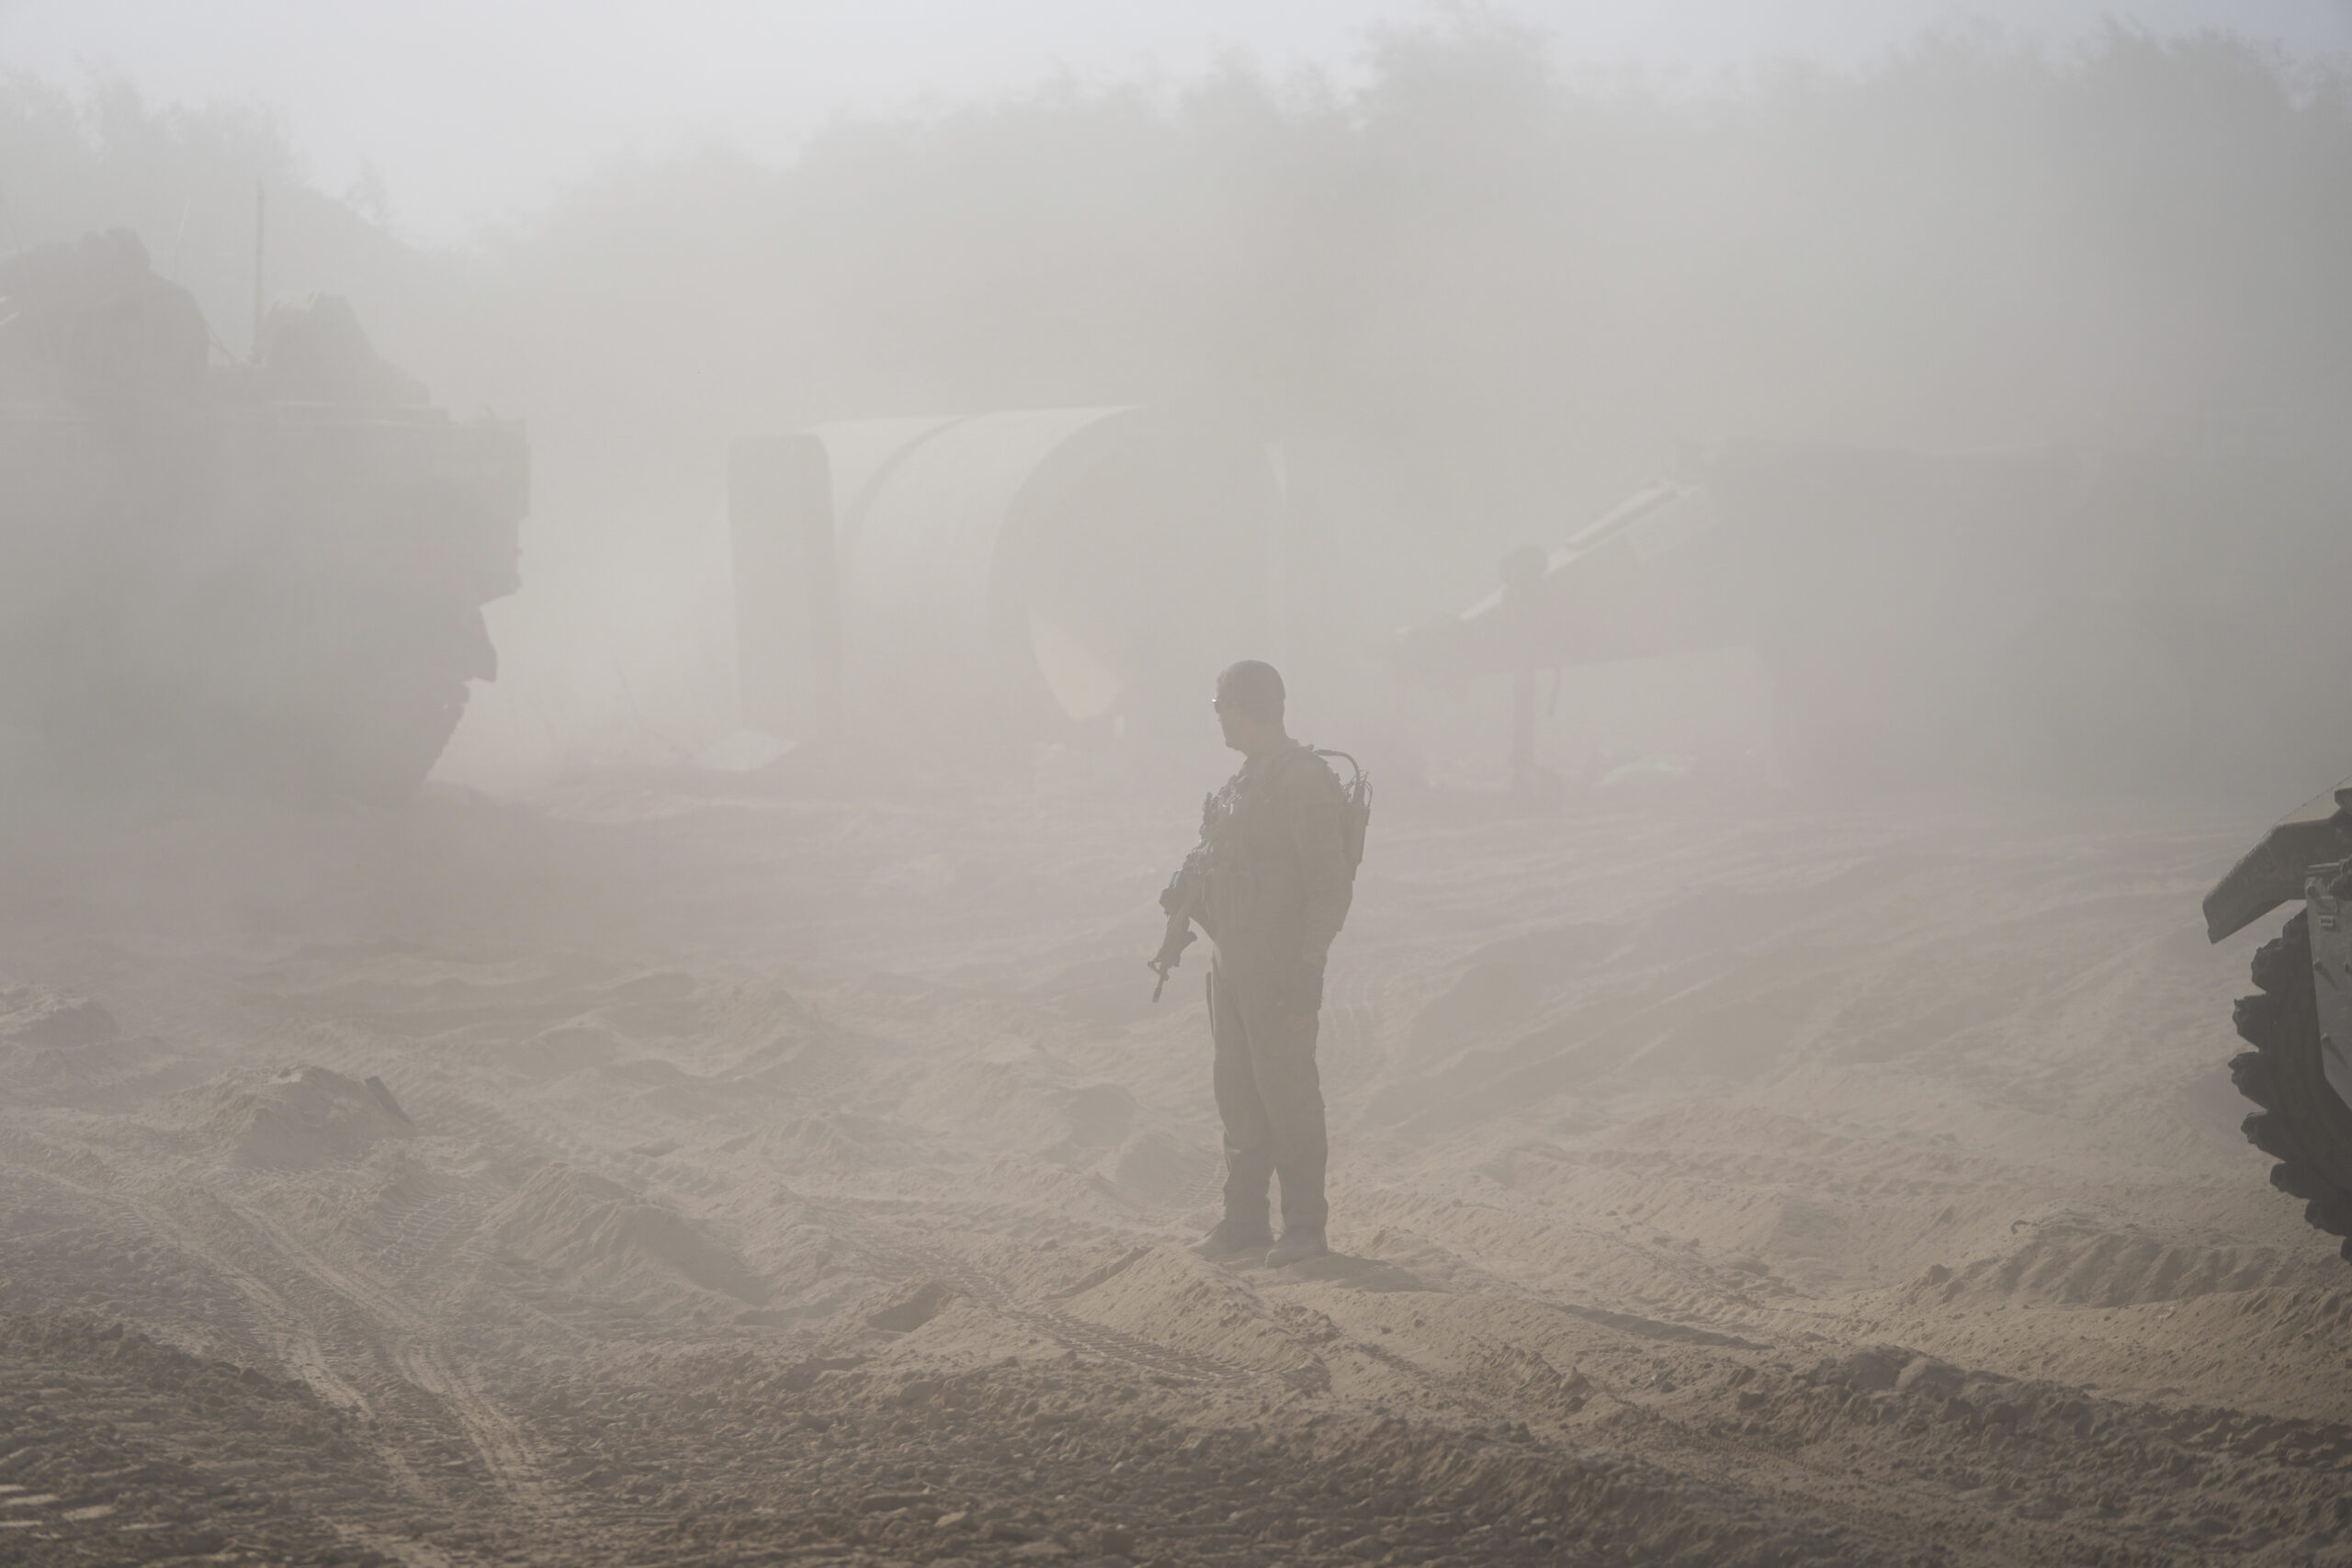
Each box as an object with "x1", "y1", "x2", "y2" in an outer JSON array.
[{"x1": 1193, "y1": 743, "x2": 1369, "y2": 963}]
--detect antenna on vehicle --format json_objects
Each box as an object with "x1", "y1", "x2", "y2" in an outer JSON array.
[{"x1": 250, "y1": 183, "x2": 265, "y2": 362}]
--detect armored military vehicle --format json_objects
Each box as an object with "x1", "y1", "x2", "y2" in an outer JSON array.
[
  {"x1": 2208, "y1": 795, "x2": 2352, "y2": 1259},
  {"x1": 0, "y1": 229, "x2": 526, "y2": 800},
  {"x1": 1395, "y1": 429, "x2": 2352, "y2": 1252},
  {"x1": 1396, "y1": 430, "x2": 2352, "y2": 798}
]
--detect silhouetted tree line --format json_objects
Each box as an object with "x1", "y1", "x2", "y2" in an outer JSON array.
[{"x1": 440, "y1": 19, "x2": 2352, "y2": 586}]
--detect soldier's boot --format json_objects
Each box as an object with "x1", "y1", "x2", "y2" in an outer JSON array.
[
  {"x1": 1265, "y1": 1228, "x2": 1329, "y2": 1269},
  {"x1": 1190, "y1": 1217, "x2": 1274, "y2": 1262}
]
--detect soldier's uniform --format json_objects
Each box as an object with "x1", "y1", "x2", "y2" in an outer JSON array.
[{"x1": 1191, "y1": 739, "x2": 1355, "y2": 1240}]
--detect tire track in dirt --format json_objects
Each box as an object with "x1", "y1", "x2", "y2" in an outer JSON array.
[
  {"x1": 918, "y1": 1247, "x2": 1243, "y2": 1385},
  {"x1": 395, "y1": 1343, "x2": 550, "y2": 1509},
  {"x1": 12, "y1": 1149, "x2": 582, "y2": 1542},
  {"x1": 846, "y1": 1218, "x2": 1248, "y2": 1386},
  {"x1": 223, "y1": 1203, "x2": 563, "y2": 1522},
  {"x1": 6, "y1": 1161, "x2": 377, "y2": 1419},
  {"x1": 326, "y1": 1522, "x2": 468, "y2": 1568}
]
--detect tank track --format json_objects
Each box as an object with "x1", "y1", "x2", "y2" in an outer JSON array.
[{"x1": 2231, "y1": 909, "x2": 2352, "y2": 1260}]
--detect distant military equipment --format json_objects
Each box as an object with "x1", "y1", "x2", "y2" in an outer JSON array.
[
  {"x1": 729, "y1": 409, "x2": 1277, "y2": 757},
  {"x1": 2208, "y1": 788, "x2": 2352, "y2": 1262},
  {"x1": 1396, "y1": 432, "x2": 2352, "y2": 796},
  {"x1": 0, "y1": 230, "x2": 527, "y2": 799},
  {"x1": 1397, "y1": 430, "x2": 2352, "y2": 1254}
]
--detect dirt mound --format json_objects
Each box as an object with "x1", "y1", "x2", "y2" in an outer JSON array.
[
  {"x1": 0, "y1": 1314, "x2": 403, "y2": 1563},
  {"x1": 1408, "y1": 923, "x2": 1622, "y2": 1058},
  {"x1": 0, "y1": 993, "x2": 198, "y2": 1110},
  {"x1": 0, "y1": 984, "x2": 116, "y2": 1047},
  {"x1": 761, "y1": 1111, "x2": 921, "y2": 1172},
  {"x1": 522, "y1": 1342, "x2": 1859, "y2": 1568},
  {"x1": 1108, "y1": 1127, "x2": 1218, "y2": 1207},
  {"x1": 484, "y1": 1163, "x2": 769, "y2": 1309},
  {"x1": 865, "y1": 1277, "x2": 956, "y2": 1332},
  {"x1": 1938, "y1": 1217, "x2": 2334, "y2": 1308},
  {"x1": 168, "y1": 1065, "x2": 415, "y2": 1168},
  {"x1": 1054, "y1": 1246, "x2": 1309, "y2": 1372},
  {"x1": 899, "y1": 1057, "x2": 1139, "y2": 1162},
  {"x1": 490, "y1": 1018, "x2": 625, "y2": 1079}
]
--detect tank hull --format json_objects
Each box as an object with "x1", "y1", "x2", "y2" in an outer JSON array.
[{"x1": 0, "y1": 233, "x2": 527, "y2": 799}]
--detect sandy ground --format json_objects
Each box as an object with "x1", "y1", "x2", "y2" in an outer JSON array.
[{"x1": 2, "y1": 760, "x2": 2348, "y2": 1567}]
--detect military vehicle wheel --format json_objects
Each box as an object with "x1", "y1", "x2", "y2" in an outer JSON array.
[{"x1": 2231, "y1": 909, "x2": 2352, "y2": 1259}]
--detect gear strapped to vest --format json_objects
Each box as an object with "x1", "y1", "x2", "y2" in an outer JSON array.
[{"x1": 1187, "y1": 742, "x2": 1363, "y2": 969}]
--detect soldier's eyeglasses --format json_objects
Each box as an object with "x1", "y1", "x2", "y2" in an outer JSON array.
[{"x1": 1211, "y1": 694, "x2": 1232, "y2": 714}]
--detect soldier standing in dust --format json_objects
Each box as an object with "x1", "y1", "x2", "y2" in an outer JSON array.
[{"x1": 1170, "y1": 660, "x2": 1355, "y2": 1268}]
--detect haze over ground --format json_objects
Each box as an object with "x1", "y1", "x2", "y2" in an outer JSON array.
[
  {"x1": 5, "y1": 1, "x2": 2345, "y2": 791},
  {"x1": 9, "y1": 7, "x2": 2352, "y2": 1568}
]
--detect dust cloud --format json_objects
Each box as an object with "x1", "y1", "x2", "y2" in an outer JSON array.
[{"x1": 4, "y1": 12, "x2": 2352, "y2": 1568}]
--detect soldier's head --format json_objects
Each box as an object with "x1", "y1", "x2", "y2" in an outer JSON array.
[{"x1": 1214, "y1": 660, "x2": 1287, "y2": 754}]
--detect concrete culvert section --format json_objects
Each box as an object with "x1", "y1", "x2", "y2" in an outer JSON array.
[{"x1": 731, "y1": 408, "x2": 1277, "y2": 757}]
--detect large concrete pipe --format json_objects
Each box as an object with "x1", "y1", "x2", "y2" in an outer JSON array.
[{"x1": 730, "y1": 408, "x2": 1279, "y2": 752}]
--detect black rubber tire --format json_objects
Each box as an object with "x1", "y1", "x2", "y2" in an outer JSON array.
[{"x1": 2231, "y1": 909, "x2": 2352, "y2": 1260}]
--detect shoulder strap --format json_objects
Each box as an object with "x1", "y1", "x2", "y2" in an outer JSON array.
[
  {"x1": 1310, "y1": 748, "x2": 1362, "y2": 784},
  {"x1": 1304, "y1": 748, "x2": 1372, "y2": 873}
]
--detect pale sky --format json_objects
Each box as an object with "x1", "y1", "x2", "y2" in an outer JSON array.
[{"x1": 2, "y1": 0, "x2": 2346, "y2": 243}]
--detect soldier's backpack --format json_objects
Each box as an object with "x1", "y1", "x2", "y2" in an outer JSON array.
[{"x1": 1310, "y1": 749, "x2": 1374, "y2": 875}]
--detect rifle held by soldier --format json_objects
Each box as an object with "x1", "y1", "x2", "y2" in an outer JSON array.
[{"x1": 1148, "y1": 860, "x2": 1202, "y2": 1002}]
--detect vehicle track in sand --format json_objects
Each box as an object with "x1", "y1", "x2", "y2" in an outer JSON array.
[
  {"x1": 850, "y1": 1220, "x2": 1249, "y2": 1386},
  {"x1": 2, "y1": 1159, "x2": 378, "y2": 1420},
  {"x1": 11, "y1": 1145, "x2": 565, "y2": 1531},
  {"x1": 10, "y1": 784, "x2": 2349, "y2": 1565},
  {"x1": 221, "y1": 1201, "x2": 563, "y2": 1522}
]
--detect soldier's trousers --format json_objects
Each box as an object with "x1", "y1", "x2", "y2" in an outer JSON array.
[{"x1": 1207, "y1": 960, "x2": 1329, "y2": 1235}]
